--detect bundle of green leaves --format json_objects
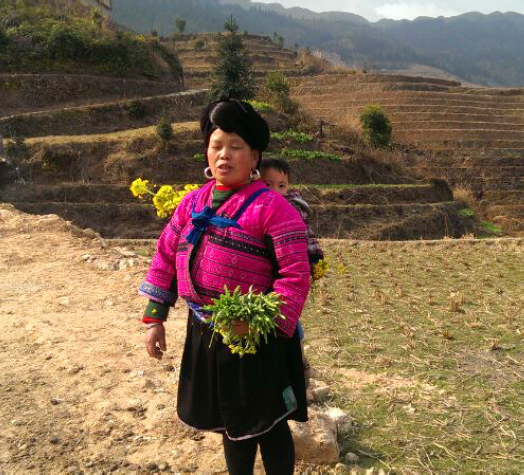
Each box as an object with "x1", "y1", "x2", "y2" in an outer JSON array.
[{"x1": 203, "y1": 286, "x2": 284, "y2": 357}]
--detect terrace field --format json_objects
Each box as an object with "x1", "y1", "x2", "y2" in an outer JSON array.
[{"x1": 0, "y1": 204, "x2": 521, "y2": 473}]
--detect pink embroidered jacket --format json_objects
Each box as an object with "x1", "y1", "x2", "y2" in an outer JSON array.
[{"x1": 139, "y1": 180, "x2": 311, "y2": 337}]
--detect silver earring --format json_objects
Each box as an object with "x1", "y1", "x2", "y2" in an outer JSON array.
[
  {"x1": 204, "y1": 167, "x2": 214, "y2": 179},
  {"x1": 250, "y1": 169, "x2": 261, "y2": 180}
]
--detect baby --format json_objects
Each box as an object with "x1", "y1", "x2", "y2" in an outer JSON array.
[{"x1": 261, "y1": 157, "x2": 325, "y2": 387}]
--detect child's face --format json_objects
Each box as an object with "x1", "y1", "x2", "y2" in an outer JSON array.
[{"x1": 261, "y1": 167, "x2": 289, "y2": 196}]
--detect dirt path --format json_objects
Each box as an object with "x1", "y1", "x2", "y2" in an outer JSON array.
[{"x1": 0, "y1": 204, "x2": 227, "y2": 473}]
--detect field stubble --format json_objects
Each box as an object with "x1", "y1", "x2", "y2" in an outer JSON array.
[{"x1": 303, "y1": 239, "x2": 523, "y2": 472}]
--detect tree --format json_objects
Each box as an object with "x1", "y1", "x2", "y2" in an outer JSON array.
[
  {"x1": 359, "y1": 105, "x2": 392, "y2": 148},
  {"x1": 175, "y1": 17, "x2": 186, "y2": 35},
  {"x1": 156, "y1": 115, "x2": 174, "y2": 146},
  {"x1": 209, "y1": 16, "x2": 255, "y2": 100},
  {"x1": 263, "y1": 71, "x2": 296, "y2": 113},
  {"x1": 91, "y1": 9, "x2": 103, "y2": 31},
  {"x1": 277, "y1": 35, "x2": 285, "y2": 50}
]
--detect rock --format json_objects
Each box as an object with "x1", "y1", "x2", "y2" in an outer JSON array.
[
  {"x1": 335, "y1": 462, "x2": 348, "y2": 472},
  {"x1": 309, "y1": 385, "x2": 332, "y2": 402},
  {"x1": 11, "y1": 420, "x2": 26, "y2": 426},
  {"x1": 158, "y1": 462, "x2": 169, "y2": 471},
  {"x1": 344, "y1": 452, "x2": 359, "y2": 464},
  {"x1": 81, "y1": 254, "x2": 91, "y2": 261},
  {"x1": 145, "y1": 462, "x2": 158, "y2": 472},
  {"x1": 58, "y1": 297, "x2": 70, "y2": 306},
  {"x1": 324, "y1": 407, "x2": 353, "y2": 433},
  {"x1": 82, "y1": 228, "x2": 98, "y2": 239},
  {"x1": 162, "y1": 364, "x2": 175, "y2": 372},
  {"x1": 49, "y1": 437, "x2": 60, "y2": 445},
  {"x1": 50, "y1": 398, "x2": 62, "y2": 405},
  {"x1": 289, "y1": 407, "x2": 339, "y2": 464}
]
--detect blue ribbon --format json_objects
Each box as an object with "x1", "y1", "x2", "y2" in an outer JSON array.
[{"x1": 185, "y1": 205, "x2": 241, "y2": 245}]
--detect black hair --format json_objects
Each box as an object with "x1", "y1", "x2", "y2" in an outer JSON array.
[
  {"x1": 200, "y1": 98, "x2": 270, "y2": 169},
  {"x1": 260, "y1": 157, "x2": 291, "y2": 179}
]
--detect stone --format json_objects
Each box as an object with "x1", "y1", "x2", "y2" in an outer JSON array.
[
  {"x1": 324, "y1": 407, "x2": 353, "y2": 433},
  {"x1": 309, "y1": 385, "x2": 332, "y2": 402},
  {"x1": 58, "y1": 297, "x2": 70, "y2": 306},
  {"x1": 289, "y1": 407, "x2": 339, "y2": 464},
  {"x1": 145, "y1": 462, "x2": 158, "y2": 472},
  {"x1": 344, "y1": 452, "x2": 359, "y2": 464},
  {"x1": 335, "y1": 463, "x2": 348, "y2": 472}
]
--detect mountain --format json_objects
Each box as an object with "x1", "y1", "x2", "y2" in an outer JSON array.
[
  {"x1": 105, "y1": 0, "x2": 524, "y2": 87},
  {"x1": 376, "y1": 12, "x2": 524, "y2": 86}
]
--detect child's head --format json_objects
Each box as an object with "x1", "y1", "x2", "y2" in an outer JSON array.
[{"x1": 260, "y1": 157, "x2": 290, "y2": 196}]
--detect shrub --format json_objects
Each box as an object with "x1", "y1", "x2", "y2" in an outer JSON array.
[
  {"x1": 193, "y1": 152, "x2": 205, "y2": 161},
  {"x1": 155, "y1": 116, "x2": 174, "y2": 145},
  {"x1": 359, "y1": 105, "x2": 392, "y2": 148},
  {"x1": 194, "y1": 38, "x2": 205, "y2": 51},
  {"x1": 481, "y1": 221, "x2": 502, "y2": 235},
  {"x1": 0, "y1": 25, "x2": 8, "y2": 48},
  {"x1": 459, "y1": 208, "x2": 475, "y2": 218},
  {"x1": 123, "y1": 98, "x2": 147, "y2": 120},
  {"x1": 5, "y1": 136, "x2": 30, "y2": 163},
  {"x1": 264, "y1": 72, "x2": 297, "y2": 113},
  {"x1": 47, "y1": 23, "x2": 88, "y2": 60}
]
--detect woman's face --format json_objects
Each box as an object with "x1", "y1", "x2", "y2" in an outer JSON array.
[{"x1": 207, "y1": 129, "x2": 259, "y2": 187}]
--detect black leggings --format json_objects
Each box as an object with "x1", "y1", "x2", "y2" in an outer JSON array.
[{"x1": 222, "y1": 420, "x2": 295, "y2": 475}]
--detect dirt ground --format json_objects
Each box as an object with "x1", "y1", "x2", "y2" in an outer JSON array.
[{"x1": 0, "y1": 204, "x2": 232, "y2": 474}]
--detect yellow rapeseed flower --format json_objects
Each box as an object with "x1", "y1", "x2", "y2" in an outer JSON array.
[
  {"x1": 312, "y1": 259, "x2": 329, "y2": 281},
  {"x1": 130, "y1": 178, "x2": 153, "y2": 199}
]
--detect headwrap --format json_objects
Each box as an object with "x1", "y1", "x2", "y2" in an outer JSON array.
[{"x1": 200, "y1": 98, "x2": 270, "y2": 167}]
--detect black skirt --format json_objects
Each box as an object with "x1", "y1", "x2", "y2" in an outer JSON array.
[{"x1": 177, "y1": 310, "x2": 308, "y2": 440}]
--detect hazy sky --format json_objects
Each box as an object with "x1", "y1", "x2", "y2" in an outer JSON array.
[{"x1": 255, "y1": 0, "x2": 524, "y2": 21}]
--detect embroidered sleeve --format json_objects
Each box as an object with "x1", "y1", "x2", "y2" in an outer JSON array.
[
  {"x1": 262, "y1": 196, "x2": 311, "y2": 337},
  {"x1": 138, "y1": 192, "x2": 194, "y2": 310}
]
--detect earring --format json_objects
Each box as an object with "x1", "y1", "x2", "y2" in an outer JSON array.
[
  {"x1": 250, "y1": 169, "x2": 261, "y2": 180},
  {"x1": 204, "y1": 167, "x2": 214, "y2": 179}
]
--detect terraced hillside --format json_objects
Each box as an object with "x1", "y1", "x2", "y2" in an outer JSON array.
[
  {"x1": 290, "y1": 72, "x2": 524, "y2": 236},
  {"x1": 171, "y1": 33, "x2": 303, "y2": 88},
  {"x1": 0, "y1": 114, "x2": 481, "y2": 241}
]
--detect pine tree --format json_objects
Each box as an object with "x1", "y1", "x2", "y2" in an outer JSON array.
[{"x1": 209, "y1": 16, "x2": 255, "y2": 100}]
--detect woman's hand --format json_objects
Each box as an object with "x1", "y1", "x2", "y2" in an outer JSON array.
[
  {"x1": 231, "y1": 319, "x2": 249, "y2": 337},
  {"x1": 145, "y1": 324, "x2": 166, "y2": 360}
]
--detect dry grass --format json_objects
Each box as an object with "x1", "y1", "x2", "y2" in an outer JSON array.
[
  {"x1": 23, "y1": 121, "x2": 200, "y2": 146},
  {"x1": 303, "y1": 239, "x2": 524, "y2": 473}
]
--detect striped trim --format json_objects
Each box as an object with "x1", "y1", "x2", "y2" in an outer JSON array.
[{"x1": 139, "y1": 282, "x2": 176, "y2": 305}]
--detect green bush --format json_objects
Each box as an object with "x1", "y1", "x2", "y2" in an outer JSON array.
[
  {"x1": 156, "y1": 116, "x2": 174, "y2": 145},
  {"x1": 272, "y1": 130, "x2": 313, "y2": 144},
  {"x1": 282, "y1": 149, "x2": 340, "y2": 161},
  {"x1": 47, "y1": 23, "x2": 88, "y2": 60},
  {"x1": 123, "y1": 98, "x2": 147, "y2": 120},
  {"x1": 40, "y1": 149, "x2": 72, "y2": 173},
  {"x1": 0, "y1": 25, "x2": 8, "y2": 48},
  {"x1": 481, "y1": 221, "x2": 502, "y2": 235},
  {"x1": 5, "y1": 136, "x2": 30, "y2": 162},
  {"x1": 193, "y1": 152, "x2": 205, "y2": 161},
  {"x1": 359, "y1": 105, "x2": 392, "y2": 148},
  {"x1": 264, "y1": 72, "x2": 297, "y2": 113},
  {"x1": 459, "y1": 208, "x2": 475, "y2": 218},
  {"x1": 194, "y1": 38, "x2": 205, "y2": 51}
]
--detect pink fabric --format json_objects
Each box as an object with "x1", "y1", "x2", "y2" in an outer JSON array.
[{"x1": 141, "y1": 180, "x2": 311, "y2": 337}]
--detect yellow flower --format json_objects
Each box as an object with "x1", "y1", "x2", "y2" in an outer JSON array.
[
  {"x1": 130, "y1": 178, "x2": 153, "y2": 199},
  {"x1": 312, "y1": 259, "x2": 329, "y2": 281},
  {"x1": 153, "y1": 185, "x2": 177, "y2": 218}
]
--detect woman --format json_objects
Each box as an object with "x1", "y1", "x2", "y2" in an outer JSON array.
[{"x1": 139, "y1": 98, "x2": 310, "y2": 474}]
